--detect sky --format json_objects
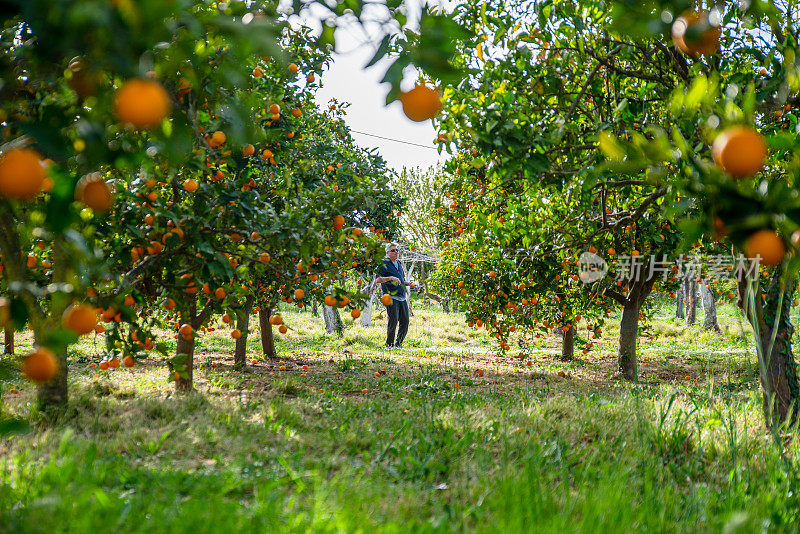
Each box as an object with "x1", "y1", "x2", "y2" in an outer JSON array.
[{"x1": 302, "y1": 4, "x2": 450, "y2": 172}]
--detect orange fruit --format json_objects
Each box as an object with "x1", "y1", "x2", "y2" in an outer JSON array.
[
  {"x1": 672, "y1": 10, "x2": 721, "y2": 57},
  {"x1": 288, "y1": 63, "x2": 298, "y2": 74},
  {"x1": 712, "y1": 126, "x2": 768, "y2": 178},
  {"x1": 306, "y1": 73, "x2": 315, "y2": 83},
  {"x1": 745, "y1": 229, "x2": 786, "y2": 266},
  {"x1": 215, "y1": 287, "x2": 226, "y2": 299},
  {"x1": 109, "y1": 357, "x2": 120, "y2": 369},
  {"x1": 231, "y1": 329, "x2": 242, "y2": 339},
  {"x1": 123, "y1": 355, "x2": 135, "y2": 368},
  {"x1": 23, "y1": 347, "x2": 58, "y2": 383},
  {"x1": 294, "y1": 289, "x2": 305, "y2": 300},
  {"x1": 333, "y1": 215, "x2": 345, "y2": 230},
  {"x1": 380, "y1": 294, "x2": 392, "y2": 306},
  {"x1": 183, "y1": 178, "x2": 199, "y2": 192},
  {"x1": 398, "y1": 84, "x2": 442, "y2": 122},
  {"x1": 179, "y1": 323, "x2": 192, "y2": 336},
  {"x1": 324, "y1": 295, "x2": 336, "y2": 307},
  {"x1": 278, "y1": 324, "x2": 288, "y2": 334},
  {"x1": 114, "y1": 78, "x2": 171, "y2": 129},
  {"x1": 222, "y1": 314, "x2": 232, "y2": 324},
  {"x1": 62, "y1": 304, "x2": 97, "y2": 335},
  {"x1": 0, "y1": 148, "x2": 46, "y2": 200},
  {"x1": 253, "y1": 67, "x2": 263, "y2": 77},
  {"x1": 269, "y1": 314, "x2": 283, "y2": 325},
  {"x1": 210, "y1": 131, "x2": 226, "y2": 148},
  {"x1": 291, "y1": 108, "x2": 302, "y2": 118},
  {"x1": 351, "y1": 308, "x2": 361, "y2": 319},
  {"x1": 76, "y1": 172, "x2": 113, "y2": 212},
  {"x1": 243, "y1": 144, "x2": 255, "y2": 156},
  {"x1": 259, "y1": 253, "x2": 271, "y2": 263},
  {"x1": 489, "y1": 270, "x2": 497, "y2": 278},
  {"x1": 269, "y1": 103, "x2": 281, "y2": 115}
]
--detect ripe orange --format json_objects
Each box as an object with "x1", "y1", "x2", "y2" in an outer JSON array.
[
  {"x1": 278, "y1": 324, "x2": 288, "y2": 334},
  {"x1": 210, "y1": 131, "x2": 226, "y2": 148},
  {"x1": 123, "y1": 355, "x2": 135, "y2": 368},
  {"x1": 253, "y1": 67, "x2": 263, "y2": 77},
  {"x1": 398, "y1": 84, "x2": 442, "y2": 122},
  {"x1": 333, "y1": 215, "x2": 345, "y2": 230},
  {"x1": 0, "y1": 148, "x2": 46, "y2": 200},
  {"x1": 712, "y1": 126, "x2": 767, "y2": 178},
  {"x1": 231, "y1": 329, "x2": 242, "y2": 339},
  {"x1": 745, "y1": 229, "x2": 786, "y2": 266},
  {"x1": 243, "y1": 144, "x2": 255, "y2": 156},
  {"x1": 114, "y1": 78, "x2": 171, "y2": 129},
  {"x1": 672, "y1": 10, "x2": 721, "y2": 57},
  {"x1": 179, "y1": 323, "x2": 192, "y2": 336},
  {"x1": 350, "y1": 309, "x2": 361, "y2": 319},
  {"x1": 215, "y1": 287, "x2": 226, "y2": 299},
  {"x1": 288, "y1": 63, "x2": 298, "y2": 74},
  {"x1": 259, "y1": 252, "x2": 271, "y2": 263},
  {"x1": 324, "y1": 295, "x2": 336, "y2": 307},
  {"x1": 380, "y1": 294, "x2": 392, "y2": 306},
  {"x1": 489, "y1": 270, "x2": 498, "y2": 278},
  {"x1": 269, "y1": 314, "x2": 283, "y2": 326},
  {"x1": 269, "y1": 103, "x2": 281, "y2": 115},
  {"x1": 76, "y1": 173, "x2": 113, "y2": 212},
  {"x1": 109, "y1": 357, "x2": 120, "y2": 369},
  {"x1": 62, "y1": 304, "x2": 97, "y2": 335},
  {"x1": 306, "y1": 73, "x2": 315, "y2": 83},
  {"x1": 183, "y1": 178, "x2": 199, "y2": 192},
  {"x1": 294, "y1": 289, "x2": 305, "y2": 300},
  {"x1": 222, "y1": 313, "x2": 232, "y2": 324},
  {"x1": 291, "y1": 108, "x2": 302, "y2": 118},
  {"x1": 23, "y1": 347, "x2": 58, "y2": 383}
]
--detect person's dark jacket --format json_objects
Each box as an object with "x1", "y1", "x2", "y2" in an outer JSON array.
[{"x1": 377, "y1": 258, "x2": 406, "y2": 298}]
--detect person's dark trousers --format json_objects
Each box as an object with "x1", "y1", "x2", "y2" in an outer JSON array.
[{"x1": 386, "y1": 299, "x2": 410, "y2": 347}]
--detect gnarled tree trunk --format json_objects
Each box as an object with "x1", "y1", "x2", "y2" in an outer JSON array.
[
  {"x1": 323, "y1": 305, "x2": 342, "y2": 335},
  {"x1": 258, "y1": 307, "x2": 276, "y2": 358},
  {"x1": 175, "y1": 334, "x2": 195, "y2": 393},
  {"x1": 700, "y1": 281, "x2": 720, "y2": 333},
  {"x1": 738, "y1": 267, "x2": 800, "y2": 428},
  {"x1": 234, "y1": 296, "x2": 255, "y2": 370},
  {"x1": 684, "y1": 275, "x2": 697, "y2": 326},
  {"x1": 3, "y1": 325, "x2": 13, "y2": 354},
  {"x1": 606, "y1": 265, "x2": 656, "y2": 381},
  {"x1": 560, "y1": 325, "x2": 575, "y2": 361}
]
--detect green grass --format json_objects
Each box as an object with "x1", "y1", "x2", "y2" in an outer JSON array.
[{"x1": 1, "y1": 298, "x2": 800, "y2": 532}]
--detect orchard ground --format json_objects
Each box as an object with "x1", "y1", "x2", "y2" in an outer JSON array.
[{"x1": 1, "y1": 296, "x2": 799, "y2": 532}]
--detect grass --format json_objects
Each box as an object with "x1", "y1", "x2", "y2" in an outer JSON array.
[{"x1": 1, "y1": 296, "x2": 800, "y2": 532}]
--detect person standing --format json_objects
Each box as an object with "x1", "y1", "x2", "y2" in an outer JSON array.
[{"x1": 375, "y1": 242, "x2": 413, "y2": 348}]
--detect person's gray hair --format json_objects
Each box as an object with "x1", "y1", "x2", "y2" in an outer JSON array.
[{"x1": 385, "y1": 242, "x2": 400, "y2": 253}]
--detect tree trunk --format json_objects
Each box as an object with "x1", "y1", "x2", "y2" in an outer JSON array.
[
  {"x1": 37, "y1": 346, "x2": 68, "y2": 413},
  {"x1": 560, "y1": 325, "x2": 575, "y2": 361},
  {"x1": 323, "y1": 305, "x2": 342, "y2": 335},
  {"x1": 175, "y1": 334, "x2": 195, "y2": 393},
  {"x1": 258, "y1": 307, "x2": 276, "y2": 358},
  {"x1": 618, "y1": 300, "x2": 639, "y2": 380},
  {"x1": 684, "y1": 275, "x2": 697, "y2": 326},
  {"x1": 234, "y1": 298, "x2": 254, "y2": 370},
  {"x1": 3, "y1": 325, "x2": 13, "y2": 354},
  {"x1": 739, "y1": 268, "x2": 800, "y2": 428},
  {"x1": 700, "y1": 281, "x2": 721, "y2": 333},
  {"x1": 675, "y1": 288, "x2": 684, "y2": 319}
]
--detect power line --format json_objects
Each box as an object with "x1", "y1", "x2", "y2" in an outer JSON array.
[{"x1": 350, "y1": 129, "x2": 440, "y2": 150}]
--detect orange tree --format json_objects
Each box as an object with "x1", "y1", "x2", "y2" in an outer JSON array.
[
  {"x1": 428, "y1": 0, "x2": 699, "y2": 377},
  {"x1": 0, "y1": 0, "x2": 467, "y2": 410},
  {"x1": 593, "y1": 0, "x2": 800, "y2": 426}
]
